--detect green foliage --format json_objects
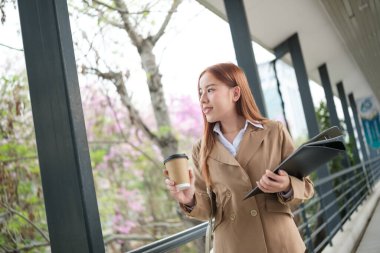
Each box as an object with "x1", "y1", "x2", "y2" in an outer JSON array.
[
  {"x1": 315, "y1": 101, "x2": 345, "y2": 173},
  {"x1": 2, "y1": 0, "x2": 199, "y2": 251},
  {"x1": 315, "y1": 101, "x2": 330, "y2": 131},
  {"x1": 156, "y1": 125, "x2": 172, "y2": 137},
  {"x1": 0, "y1": 72, "x2": 199, "y2": 252},
  {"x1": 346, "y1": 135, "x2": 356, "y2": 165},
  {"x1": 90, "y1": 148, "x2": 107, "y2": 167},
  {"x1": 1, "y1": 72, "x2": 50, "y2": 252}
]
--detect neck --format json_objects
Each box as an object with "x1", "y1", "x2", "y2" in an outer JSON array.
[{"x1": 220, "y1": 115, "x2": 246, "y2": 134}]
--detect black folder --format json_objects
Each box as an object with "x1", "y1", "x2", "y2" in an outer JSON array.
[{"x1": 243, "y1": 126, "x2": 346, "y2": 200}]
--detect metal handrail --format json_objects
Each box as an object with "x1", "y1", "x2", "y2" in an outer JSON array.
[
  {"x1": 127, "y1": 155, "x2": 380, "y2": 253},
  {"x1": 313, "y1": 192, "x2": 368, "y2": 252},
  {"x1": 299, "y1": 156, "x2": 380, "y2": 252},
  {"x1": 297, "y1": 176, "x2": 366, "y2": 230},
  {"x1": 294, "y1": 170, "x2": 363, "y2": 217},
  {"x1": 127, "y1": 222, "x2": 208, "y2": 253},
  {"x1": 308, "y1": 182, "x2": 367, "y2": 241},
  {"x1": 313, "y1": 162, "x2": 362, "y2": 187}
]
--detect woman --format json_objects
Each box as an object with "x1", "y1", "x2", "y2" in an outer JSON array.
[{"x1": 164, "y1": 63, "x2": 314, "y2": 253}]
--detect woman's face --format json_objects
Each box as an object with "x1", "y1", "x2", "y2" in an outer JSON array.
[{"x1": 198, "y1": 72, "x2": 239, "y2": 123}]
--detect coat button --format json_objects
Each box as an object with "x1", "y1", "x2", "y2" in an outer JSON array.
[
  {"x1": 250, "y1": 209, "x2": 258, "y2": 217},
  {"x1": 226, "y1": 190, "x2": 231, "y2": 198},
  {"x1": 230, "y1": 213, "x2": 236, "y2": 221}
]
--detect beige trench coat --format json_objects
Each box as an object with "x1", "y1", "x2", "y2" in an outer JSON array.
[{"x1": 181, "y1": 120, "x2": 314, "y2": 253}]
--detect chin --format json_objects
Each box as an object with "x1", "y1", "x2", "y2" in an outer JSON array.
[{"x1": 205, "y1": 116, "x2": 218, "y2": 123}]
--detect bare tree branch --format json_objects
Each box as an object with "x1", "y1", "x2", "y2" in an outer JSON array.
[
  {"x1": 81, "y1": 66, "x2": 160, "y2": 146},
  {"x1": 152, "y1": 0, "x2": 182, "y2": 44},
  {"x1": 91, "y1": 0, "x2": 150, "y2": 15},
  {"x1": 1, "y1": 0, "x2": 17, "y2": 24},
  {"x1": 112, "y1": 0, "x2": 143, "y2": 47},
  {"x1": 78, "y1": 0, "x2": 181, "y2": 158},
  {"x1": 79, "y1": 0, "x2": 106, "y2": 17},
  {"x1": 142, "y1": 221, "x2": 183, "y2": 228},
  {"x1": 77, "y1": 26, "x2": 107, "y2": 66},
  {"x1": 0, "y1": 156, "x2": 37, "y2": 163},
  {"x1": 0, "y1": 42, "x2": 23, "y2": 52},
  {"x1": 0, "y1": 245, "x2": 9, "y2": 252},
  {"x1": 88, "y1": 0, "x2": 174, "y2": 15},
  {"x1": 101, "y1": 89, "x2": 162, "y2": 168},
  {"x1": 2, "y1": 242, "x2": 50, "y2": 253},
  {"x1": 107, "y1": 20, "x2": 125, "y2": 29},
  {"x1": 92, "y1": 0, "x2": 126, "y2": 13},
  {"x1": 0, "y1": 203, "x2": 50, "y2": 243},
  {"x1": 78, "y1": 0, "x2": 125, "y2": 30}
]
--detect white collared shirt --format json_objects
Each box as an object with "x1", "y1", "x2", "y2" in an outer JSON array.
[{"x1": 213, "y1": 120, "x2": 263, "y2": 157}]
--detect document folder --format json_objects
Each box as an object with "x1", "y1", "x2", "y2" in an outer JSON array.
[{"x1": 243, "y1": 126, "x2": 346, "y2": 200}]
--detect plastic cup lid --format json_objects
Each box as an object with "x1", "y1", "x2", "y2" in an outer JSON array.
[{"x1": 163, "y1": 153, "x2": 189, "y2": 164}]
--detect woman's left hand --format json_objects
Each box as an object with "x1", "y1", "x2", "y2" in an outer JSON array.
[{"x1": 257, "y1": 170, "x2": 291, "y2": 193}]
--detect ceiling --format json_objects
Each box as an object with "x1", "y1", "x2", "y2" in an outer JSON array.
[
  {"x1": 320, "y1": 0, "x2": 380, "y2": 101},
  {"x1": 197, "y1": 0, "x2": 380, "y2": 103}
]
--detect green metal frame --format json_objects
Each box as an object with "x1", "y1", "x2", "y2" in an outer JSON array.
[
  {"x1": 223, "y1": 0, "x2": 267, "y2": 117},
  {"x1": 17, "y1": 0, "x2": 105, "y2": 252},
  {"x1": 273, "y1": 33, "x2": 341, "y2": 236},
  {"x1": 337, "y1": 82, "x2": 361, "y2": 164}
]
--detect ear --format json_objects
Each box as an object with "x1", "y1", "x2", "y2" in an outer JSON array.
[{"x1": 232, "y1": 86, "x2": 241, "y2": 102}]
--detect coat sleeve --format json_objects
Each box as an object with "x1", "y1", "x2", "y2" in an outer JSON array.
[
  {"x1": 179, "y1": 140, "x2": 212, "y2": 221},
  {"x1": 276, "y1": 122, "x2": 315, "y2": 206}
]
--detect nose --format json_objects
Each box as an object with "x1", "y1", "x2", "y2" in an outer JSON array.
[{"x1": 199, "y1": 91, "x2": 208, "y2": 103}]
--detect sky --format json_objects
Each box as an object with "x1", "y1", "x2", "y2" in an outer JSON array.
[{"x1": 0, "y1": 1, "x2": 277, "y2": 104}]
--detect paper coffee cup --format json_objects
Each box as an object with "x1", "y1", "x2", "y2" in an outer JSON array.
[{"x1": 164, "y1": 153, "x2": 190, "y2": 191}]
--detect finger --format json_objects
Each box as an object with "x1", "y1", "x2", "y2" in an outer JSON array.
[
  {"x1": 166, "y1": 183, "x2": 177, "y2": 192},
  {"x1": 278, "y1": 170, "x2": 288, "y2": 177},
  {"x1": 189, "y1": 168, "x2": 195, "y2": 185},
  {"x1": 256, "y1": 181, "x2": 265, "y2": 192},
  {"x1": 274, "y1": 171, "x2": 290, "y2": 185},
  {"x1": 189, "y1": 168, "x2": 193, "y2": 179},
  {"x1": 259, "y1": 178, "x2": 272, "y2": 191},
  {"x1": 165, "y1": 178, "x2": 175, "y2": 186},
  {"x1": 261, "y1": 175, "x2": 280, "y2": 188},
  {"x1": 261, "y1": 175, "x2": 273, "y2": 186},
  {"x1": 261, "y1": 176, "x2": 282, "y2": 192},
  {"x1": 257, "y1": 181, "x2": 271, "y2": 193},
  {"x1": 265, "y1": 170, "x2": 281, "y2": 181}
]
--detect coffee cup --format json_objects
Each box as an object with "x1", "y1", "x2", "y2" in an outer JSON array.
[{"x1": 164, "y1": 153, "x2": 190, "y2": 191}]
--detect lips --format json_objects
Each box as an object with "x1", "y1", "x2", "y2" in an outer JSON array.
[{"x1": 203, "y1": 107, "x2": 213, "y2": 114}]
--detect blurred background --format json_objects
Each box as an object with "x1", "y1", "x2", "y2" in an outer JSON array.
[{"x1": 1, "y1": 0, "x2": 379, "y2": 252}]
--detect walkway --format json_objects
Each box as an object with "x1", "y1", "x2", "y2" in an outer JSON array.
[{"x1": 355, "y1": 198, "x2": 380, "y2": 253}]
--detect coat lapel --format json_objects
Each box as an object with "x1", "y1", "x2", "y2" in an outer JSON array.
[
  {"x1": 209, "y1": 139, "x2": 240, "y2": 166},
  {"x1": 235, "y1": 124, "x2": 269, "y2": 170}
]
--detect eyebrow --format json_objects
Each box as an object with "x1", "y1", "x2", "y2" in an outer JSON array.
[{"x1": 199, "y1": 84, "x2": 216, "y2": 92}]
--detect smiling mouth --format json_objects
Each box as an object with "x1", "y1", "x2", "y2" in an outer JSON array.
[{"x1": 203, "y1": 107, "x2": 213, "y2": 114}]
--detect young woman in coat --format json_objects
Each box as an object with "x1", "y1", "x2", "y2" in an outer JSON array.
[{"x1": 164, "y1": 63, "x2": 314, "y2": 253}]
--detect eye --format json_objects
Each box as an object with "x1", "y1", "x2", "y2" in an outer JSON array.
[{"x1": 207, "y1": 88, "x2": 215, "y2": 93}]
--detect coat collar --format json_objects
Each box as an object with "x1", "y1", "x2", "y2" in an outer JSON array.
[
  {"x1": 235, "y1": 123, "x2": 268, "y2": 169},
  {"x1": 213, "y1": 120, "x2": 263, "y2": 134},
  {"x1": 209, "y1": 139, "x2": 240, "y2": 166},
  {"x1": 208, "y1": 122, "x2": 268, "y2": 167}
]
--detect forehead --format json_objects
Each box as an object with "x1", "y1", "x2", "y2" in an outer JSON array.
[{"x1": 199, "y1": 72, "x2": 224, "y2": 89}]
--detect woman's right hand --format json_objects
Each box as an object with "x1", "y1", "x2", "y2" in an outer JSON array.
[{"x1": 164, "y1": 168, "x2": 196, "y2": 206}]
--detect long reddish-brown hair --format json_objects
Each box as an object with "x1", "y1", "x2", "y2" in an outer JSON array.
[{"x1": 198, "y1": 63, "x2": 267, "y2": 187}]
